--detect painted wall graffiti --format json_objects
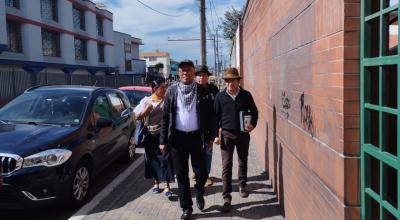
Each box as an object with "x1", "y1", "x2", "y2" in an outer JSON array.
[
  {"x1": 300, "y1": 92, "x2": 314, "y2": 137},
  {"x1": 281, "y1": 91, "x2": 290, "y2": 119}
]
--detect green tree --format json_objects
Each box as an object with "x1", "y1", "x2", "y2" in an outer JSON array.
[
  {"x1": 154, "y1": 62, "x2": 164, "y2": 73},
  {"x1": 220, "y1": 7, "x2": 243, "y2": 41}
]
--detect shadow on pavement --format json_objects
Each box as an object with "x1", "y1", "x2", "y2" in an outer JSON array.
[
  {"x1": 82, "y1": 160, "x2": 153, "y2": 218},
  {"x1": 193, "y1": 197, "x2": 282, "y2": 219}
]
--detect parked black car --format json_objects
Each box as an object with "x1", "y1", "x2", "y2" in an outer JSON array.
[{"x1": 0, "y1": 86, "x2": 136, "y2": 209}]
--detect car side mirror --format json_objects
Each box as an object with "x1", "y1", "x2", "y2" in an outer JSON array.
[{"x1": 96, "y1": 117, "x2": 113, "y2": 128}]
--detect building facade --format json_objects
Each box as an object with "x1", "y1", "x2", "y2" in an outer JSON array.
[
  {"x1": 140, "y1": 50, "x2": 170, "y2": 79},
  {"x1": 237, "y1": 0, "x2": 363, "y2": 219},
  {"x1": 113, "y1": 31, "x2": 145, "y2": 75},
  {"x1": 0, "y1": 0, "x2": 144, "y2": 76},
  {"x1": 0, "y1": 0, "x2": 116, "y2": 74}
]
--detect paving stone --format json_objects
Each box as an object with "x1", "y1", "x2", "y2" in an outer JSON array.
[{"x1": 82, "y1": 144, "x2": 285, "y2": 220}]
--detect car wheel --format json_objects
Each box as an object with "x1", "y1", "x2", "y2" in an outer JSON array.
[
  {"x1": 68, "y1": 160, "x2": 91, "y2": 206},
  {"x1": 122, "y1": 135, "x2": 136, "y2": 163}
]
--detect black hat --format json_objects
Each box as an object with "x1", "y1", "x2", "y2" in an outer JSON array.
[
  {"x1": 178, "y1": 59, "x2": 195, "y2": 68},
  {"x1": 195, "y1": 65, "x2": 211, "y2": 76}
]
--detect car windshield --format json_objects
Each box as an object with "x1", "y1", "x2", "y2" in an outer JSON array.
[
  {"x1": 121, "y1": 90, "x2": 151, "y2": 106},
  {"x1": 0, "y1": 92, "x2": 89, "y2": 126}
]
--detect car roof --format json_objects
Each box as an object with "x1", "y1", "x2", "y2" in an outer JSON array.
[
  {"x1": 26, "y1": 85, "x2": 113, "y2": 94},
  {"x1": 119, "y1": 86, "x2": 152, "y2": 92}
]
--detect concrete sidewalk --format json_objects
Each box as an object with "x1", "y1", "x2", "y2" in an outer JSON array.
[{"x1": 73, "y1": 144, "x2": 284, "y2": 220}]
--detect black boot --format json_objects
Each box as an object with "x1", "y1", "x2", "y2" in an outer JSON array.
[
  {"x1": 181, "y1": 209, "x2": 192, "y2": 220},
  {"x1": 196, "y1": 195, "x2": 205, "y2": 210}
]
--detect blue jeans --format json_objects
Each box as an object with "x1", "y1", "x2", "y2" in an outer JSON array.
[{"x1": 205, "y1": 146, "x2": 212, "y2": 175}]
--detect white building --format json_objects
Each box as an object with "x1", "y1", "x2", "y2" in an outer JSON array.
[
  {"x1": 0, "y1": 0, "x2": 143, "y2": 76},
  {"x1": 140, "y1": 50, "x2": 170, "y2": 79},
  {"x1": 114, "y1": 31, "x2": 145, "y2": 75}
]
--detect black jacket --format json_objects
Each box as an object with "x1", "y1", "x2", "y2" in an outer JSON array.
[
  {"x1": 206, "y1": 83, "x2": 219, "y2": 101},
  {"x1": 160, "y1": 83, "x2": 217, "y2": 146},
  {"x1": 214, "y1": 88, "x2": 258, "y2": 131}
]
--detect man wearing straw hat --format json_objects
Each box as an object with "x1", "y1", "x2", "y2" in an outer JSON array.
[{"x1": 214, "y1": 67, "x2": 258, "y2": 212}]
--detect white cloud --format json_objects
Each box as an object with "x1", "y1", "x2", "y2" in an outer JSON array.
[{"x1": 96, "y1": 0, "x2": 246, "y2": 66}]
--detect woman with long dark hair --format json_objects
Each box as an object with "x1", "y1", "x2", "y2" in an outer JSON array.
[{"x1": 134, "y1": 79, "x2": 174, "y2": 198}]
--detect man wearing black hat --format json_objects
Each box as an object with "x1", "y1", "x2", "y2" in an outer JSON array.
[
  {"x1": 194, "y1": 65, "x2": 219, "y2": 187},
  {"x1": 160, "y1": 60, "x2": 216, "y2": 219},
  {"x1": 214, "y1": 67, "x2": 258, "y2": 212}
]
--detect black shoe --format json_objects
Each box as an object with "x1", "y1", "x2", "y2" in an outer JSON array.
[
  {"x1": 221, "y1": 198, "x2": 231, "y2": 212},
  {"x1": 181, "y1": 209, "x2": 192, "y2": 220},
  {"x1": 196, "y1": 195, "x2": 205, "y2": 210}
]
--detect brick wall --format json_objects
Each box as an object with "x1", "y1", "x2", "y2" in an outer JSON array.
[{"x1": 241, "y1": 0, "x2": 360, "y2": 219}]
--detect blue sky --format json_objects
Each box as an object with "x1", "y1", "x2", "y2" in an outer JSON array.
[{"x1": 94, "y1": 0, "x2": 246, "y2": 70}]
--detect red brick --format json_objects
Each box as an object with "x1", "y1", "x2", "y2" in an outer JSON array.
[
  {"x1": 344, "y1": 88, "x2": 360, "y2": 101},
  {"x1": 344, "y1": 115, "x2": 360, "y2": 129},
  {"x1": 344, "y1": 157, "x2": 360, "y2": 205},
  {"x1": 344, "y1": 128, "x2": 360, "y2": 142},
  {"x1": 344, "y1": 60, "x2": 360, "y2": 73},
  {"x1": 344, "y1": 74, "x2": 360, "y2": 87},
  {"x1": 344, "y1": 31, "x2": 360, "y2": 46},
  {"x1": 344, "y1": 17, "x2": 360, "y2": 31},
  {"x1": 329, "y1": 32, "x2": 344, "y2": 49},
  {"x1": 344, "y1": 101, "x2": 360, "y2": 114},
  {"x1": 242, "y1": 0, "x2": 361, "y2": 218},
  {"x1": 343, "y1": 141, "x2": 360, "y2": 156},
  {"x1": 344, "y1": 46, "x2": 360, "y2": 59},
  {"x1": 344, "y1": 3, "x2": 361, "y2": 17}
]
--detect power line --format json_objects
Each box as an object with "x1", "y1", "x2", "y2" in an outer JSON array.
[
  {"x1": 207, "y1": 0, "x2": 216, "y2": 34},
  {"x1": 210, "y1": 0, "x2": 223, "y2": 27},
  {"x1": 135, "y1": 0, "x2": 191, "y2": 17}
]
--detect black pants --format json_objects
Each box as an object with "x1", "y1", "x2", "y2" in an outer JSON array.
[
  {"x1": 221, "y1": 129, "x2": 250, "y2": 200},
  {"x1": 170, "y1": 130, "x2": 207, "y2": 210}
]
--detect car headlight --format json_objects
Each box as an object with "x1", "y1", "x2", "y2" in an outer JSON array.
[{"x1": 23, "y1": 149, "x2": 72, "y2": 168}]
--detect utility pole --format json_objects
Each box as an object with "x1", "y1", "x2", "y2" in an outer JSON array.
[
  {"x1": 213, "y1": 35, "x2": 217, "y2": 75},
  {"x1": 200, "y1": 0, "x2": 206, "y2": 66},
  {"x1": 216, "y1": 29, "x2": 220, "y2": 75}
]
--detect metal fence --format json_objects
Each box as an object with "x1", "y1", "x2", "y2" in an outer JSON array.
[{"x1": 0, "y1": 70, "x2": 143, "y2": 106}]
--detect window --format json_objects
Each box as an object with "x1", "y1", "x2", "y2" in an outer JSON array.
[
  {"x1": 361, "y1": 1, "x2": 400, "y2": 219},
  {"x1": 6, "y1": 20, "x2": 22, "y2": 53},
  {"x1": 6, "y1": 0, "x2": 20, "y2": 9},
  {"x1": 93, "y1": 96, "x2": 111, "y2": 119},
  {"x1": 73, "y1": 7, "x2": 85, "y2": 30},
  {"x1": 96, "y1": 16, "x2": 103, "y2": 36},
  {"x1": 74, "y1": 38, "x2": 87, "y2": 60},
  {"x1": 41, "y1": 29, "x2": 60, "y2": 57},
  {"x1": 107, "y1": 93, "x2": 126, "y2": 114},
  {"x1": 124, "y1": 43, "x2": 131, "y2": 52},
  {"x1": 149, "y1": 56, "x2": 157, "y2": 61},
  {"x1": 41, "y1": 0, "x2": 58, "y2": 21},
  {"x1": 98, "y1": 43, "x2": 105, "y2": 63},
  {"x1": 125, "y1": 60, "x2": 132, "y2": 71}
]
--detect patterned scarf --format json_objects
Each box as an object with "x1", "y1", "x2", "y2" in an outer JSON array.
[{"x1": 177, "y1": 81, "x2": 197, "y2": 111}]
